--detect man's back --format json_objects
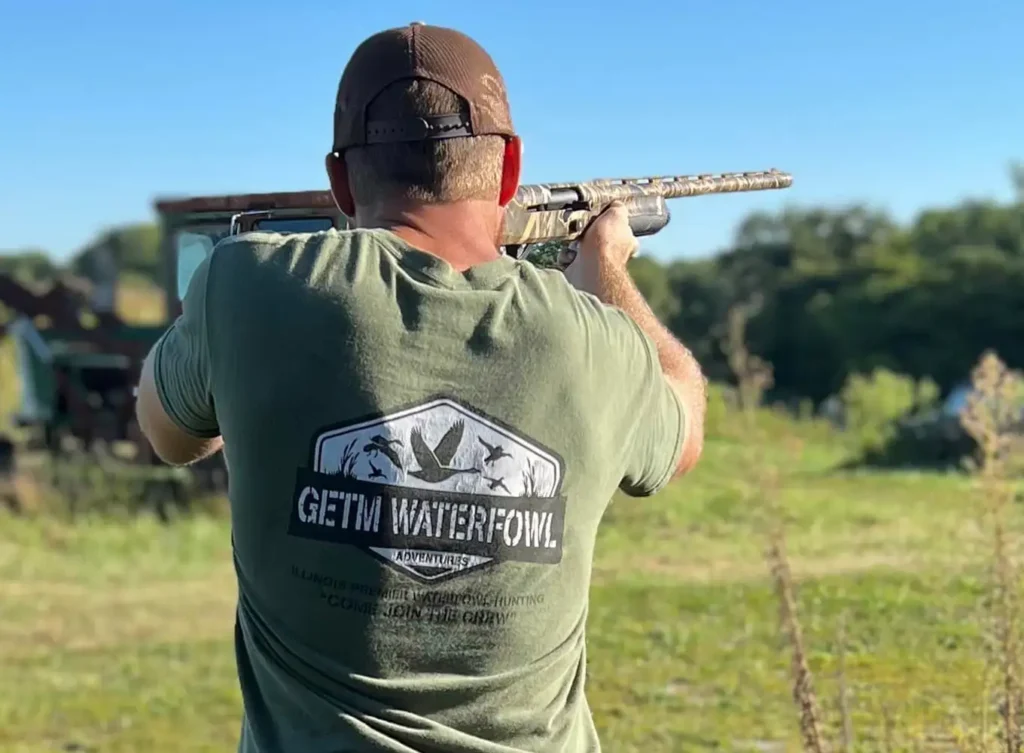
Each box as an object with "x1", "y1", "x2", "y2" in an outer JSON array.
[
  {"x1": 167, "y1": 228, "x2": 685, "y2": 752},
  {"x1": 135, "y1": 21, "x2": 702, "y2": 753}
]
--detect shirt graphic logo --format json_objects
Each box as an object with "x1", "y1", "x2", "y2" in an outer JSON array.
[{"x1": 288, "y1": 396, "x2": 566, "y2": 583}]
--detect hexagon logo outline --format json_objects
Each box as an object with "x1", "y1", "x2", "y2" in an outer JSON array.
[{"x1": 288, "y1": 395, "x2": 567, "y2": 583}]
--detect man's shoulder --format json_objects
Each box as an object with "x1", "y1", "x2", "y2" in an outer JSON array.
[
  {"x1": 515, "y1": 263, "x2": 595, "y2": 311},
  {"x1": 521, "y1": 264, "x2": 634, "y2": 330},
  {"x1": 206, "y1": 229, "x2": 399, "y2": 287},
  {"x1": 511, "y1": 264, "x2": 649, "y2": 369},
  {"x1": 211, "y1": 228, "x2": 389, "y2": 261}
]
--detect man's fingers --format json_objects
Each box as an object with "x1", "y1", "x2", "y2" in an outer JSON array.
[
  {"x1": 573, "y1": 199, "x2": 637, "y2": 275},
  {"x1": 602, "y1": 201, "x2": 627, "y2": 219},
  {"x1": 588, "y1": 202, "x2": 628, "y2": 235}
]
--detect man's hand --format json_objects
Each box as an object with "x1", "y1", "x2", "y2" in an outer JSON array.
[{"x1": 563, "y1": 202, "x2": 638, "y2": 298}]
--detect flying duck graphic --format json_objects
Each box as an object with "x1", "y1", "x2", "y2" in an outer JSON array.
[
  {"x1": 483, "y1": 475, "x2": 510, "y2": 493},
  {"x1": 409, "y1": 420, "x2": 481, "y2": 483},
  {"x1": 477, "y1": 437, "x2": 513, "y2": 464},
  {"x1": 363, "y1": 436, "x2": 403, "y2": 469}
]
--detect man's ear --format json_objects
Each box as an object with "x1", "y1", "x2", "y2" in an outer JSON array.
[
  {"x1": 325, "y1": 152, "x2": 355, "y2": 217},
  {"x1": 498, "y1": 136, "x2": 522, "y2": 207}
]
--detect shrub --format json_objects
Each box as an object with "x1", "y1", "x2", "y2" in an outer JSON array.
[{"x1": 840, "y1": 368, "x2": 939, "y2": 455}]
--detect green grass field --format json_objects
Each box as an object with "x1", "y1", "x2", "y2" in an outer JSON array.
[{"x1": 1, "y1": 420, "x2": 1019, "y2": 753}]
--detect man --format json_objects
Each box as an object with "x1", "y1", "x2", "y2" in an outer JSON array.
[{"x1": 136, "y1": 22, "x2": 706, "y2": 753}]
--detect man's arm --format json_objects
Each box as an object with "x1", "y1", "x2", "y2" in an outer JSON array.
[
  {"x1": 135, "y1": 256, "x2": 224, "y2": 466},
  {"x1": 566, "y1": 202, "x2": 707, "y2": 484},
  {"x1": 598, "y1": 269, "x2": 706, "y2": 478}
]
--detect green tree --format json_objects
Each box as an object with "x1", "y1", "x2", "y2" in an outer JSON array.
[
  {"x1": 70, "y1": 222, "x2": 162, "y2": 285},
  {"x1": 0, "y1": 249, "x2": 60, "y2": 285}
]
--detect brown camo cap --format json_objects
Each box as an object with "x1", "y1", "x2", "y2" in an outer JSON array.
[{"x1": 332, "y1": 22, "x2": 515, "y2": 152}]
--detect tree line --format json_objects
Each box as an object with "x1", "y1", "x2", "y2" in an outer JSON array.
[
  {"x1": 1, "y1": 163, "x2": 1021, "y2": 408},
  {"x1": 628, "y1": 164, "x2": 1024, "y2": 404}
]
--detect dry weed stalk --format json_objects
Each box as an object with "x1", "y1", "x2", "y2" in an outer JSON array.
[
  {"x1": 723, "y1": 296, "x2": 831, "y2": 751},
  {"x1": 765, "y1": 496, "x2": 831, "y2": 753},
  {"x1": 722, "y1": 294, "x2": 774, "y2": 418},
  {"x1": 960, "y1": 350, "x2": 1024, "y2": 753},
  {"x1": 836, "y1": 613, "x2": 854, "y2": 752},
  {"x1": 882, "y1": 704, "x2": 895, "y2": 753}
]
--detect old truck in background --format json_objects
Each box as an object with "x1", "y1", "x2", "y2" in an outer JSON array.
[
  {"x1": 0, "y1": 189, "x2": 350, "y2": 512},
  {"x1": 0, "y1": 192, "x2": 322, "y2": 509}
]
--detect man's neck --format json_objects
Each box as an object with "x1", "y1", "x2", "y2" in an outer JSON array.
[{"x1": 355, "y1": 201, "x2": 502, "y2": 272}]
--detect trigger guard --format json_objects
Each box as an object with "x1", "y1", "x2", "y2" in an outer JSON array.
[{"x1": 558, "y1": 241, "x2": 579, "y2": 270}]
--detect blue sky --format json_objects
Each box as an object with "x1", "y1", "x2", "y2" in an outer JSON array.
[{"x1": 0, "y1": 0, "x2": 1020, "y2": 263}]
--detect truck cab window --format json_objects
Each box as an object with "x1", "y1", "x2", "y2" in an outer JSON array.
[{"x1": 175, "y1": 228, "x2": 228, "y2": 300}]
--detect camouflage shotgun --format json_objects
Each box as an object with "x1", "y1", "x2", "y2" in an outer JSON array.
[
  {"x1": 500, "y1": 168, "x2": 792, "y2": 265},
  {"x1": 199, "y1": 168, "x2": 791, "y2": 269}
]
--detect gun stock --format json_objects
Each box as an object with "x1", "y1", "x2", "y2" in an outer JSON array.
[{"x1": 501, "y1": 169, "x2": 793, "y2": 260}]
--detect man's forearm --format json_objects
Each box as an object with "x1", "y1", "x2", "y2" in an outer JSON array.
[{"x1": 598, "y1": 267, "x2": 708, "y2": 435}]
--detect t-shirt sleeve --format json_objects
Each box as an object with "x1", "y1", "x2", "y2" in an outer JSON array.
[
  {"x1": 600, "y1": 305, "x2": 686, "y2": 497},
  {"x1": 151, "y1": 253, "x2": 219, "y2": 438}
]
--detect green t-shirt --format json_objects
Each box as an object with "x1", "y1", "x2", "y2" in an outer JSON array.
[{"x1": 153, "y1": 228, "x2": 685, "y2": 753}]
